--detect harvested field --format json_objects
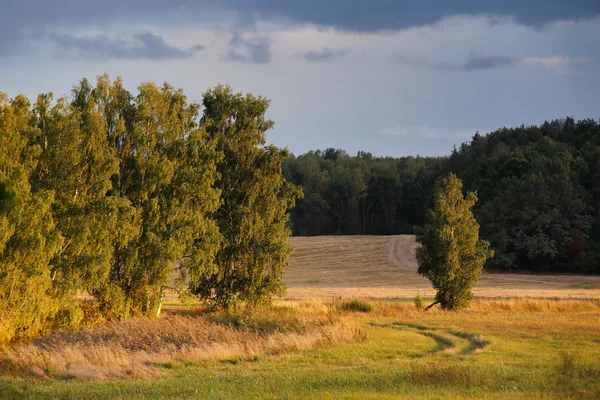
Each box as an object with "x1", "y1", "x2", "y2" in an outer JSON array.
[{"x1": 283, "y1": 235, "x2": 600, "y2": 300}]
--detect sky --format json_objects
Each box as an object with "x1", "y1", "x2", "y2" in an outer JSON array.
[{"x1": 1, "y1": 1, "x2": 599, "y2": 157}]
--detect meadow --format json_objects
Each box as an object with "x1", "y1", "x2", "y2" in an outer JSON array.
[
  {"x1": 1, "y1": 298, "x2": 600, "y2": 399},
  {"x1": 2, "y1": 235, "x2": 600, "y2": 399}
]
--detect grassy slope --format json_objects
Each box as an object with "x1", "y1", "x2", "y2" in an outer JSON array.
[{"x1": 2, "y1": 299, "x2": 600, "y2": 399}]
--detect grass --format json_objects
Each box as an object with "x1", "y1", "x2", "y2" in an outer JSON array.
[
  {"x1": 0, "y1": 302, "x2": 364, "y2": 381},
  {"x1": 1, "y1": 298, "x2": 600, "y2": 399}
]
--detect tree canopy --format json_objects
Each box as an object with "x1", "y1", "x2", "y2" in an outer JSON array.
[
  {"x1": 0, "y1": 78, "x2": 299, "y2": 344},
  {"x1": 189, "y1": 86, "x2": 301, "y2": 307}
]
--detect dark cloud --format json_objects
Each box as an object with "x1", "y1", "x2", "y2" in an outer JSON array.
[
  {"x1": 2, "y1": 1, "x2": 599, "y2": 33},
  {"x1": 223, "y1": 33, "x2": 271, "y2": 64},
  {"x1": 397, "y1": 54, "x2": 519, "y2": 71},
  {"x1": 297, "y1": 47, "x2": 350, "y2": 63},
  {"x1": 396, "y1": 54, "x2": 587, "y2": 72},
  {"x1": 438, "y1": 55, "x2": 520, "y2": 71},
  {"x1": 1, "y1": 1, "x2": 598, "y2": 58},
  {"x1": 48, "y1": 32, "x2": 204, "y2": 60},
  {"x1": 225, "y1": 0, "x2": 600, "y2": 31}
]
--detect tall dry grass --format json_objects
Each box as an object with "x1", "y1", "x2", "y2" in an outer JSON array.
[
  {"x1": 0, "y1": 303, "x2": 365, "y2": 381},
  {"x1": 467, "y1": 297, "x2": 600, "y2": 312},
  {"x1": 368, "y1": 297, "x2": 600, "y2": 316}
]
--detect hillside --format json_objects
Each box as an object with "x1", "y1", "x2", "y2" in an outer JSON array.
[{"x1": 284, "y1": 235, "x2": 600, "y2": 299}]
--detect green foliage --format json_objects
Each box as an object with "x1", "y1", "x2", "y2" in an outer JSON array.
[
  {"x1": 74, "y1": 76, "x2": 222, "y2": 319},
  {"x1": 456, "y1": 131, "x2": 596, "y2": 273},
  {"x1": 0, "y1": 95, "x2": 63, "y2": 343},
  {"x1": 339, "y1": 299, "x2": 373, "y2": 313},
  {"x1": 284, "y1": 151, "x2": 445, "y2": 236},
  {"x1": 28, "y1": 90, "x2": 121, "y2": 326},
  {"x1": 415, "y1": 174, "x2": 493, "y2": 310},
  {"x1": 189, "y1": 85, "x2": 302, "y2": 307},
  {"x1": 0, "y1": 77, "x2": 297, "y2": 344},
  {"x1": 0, "y1": 182, "x2": 15, "y2": 212},
  {"x1": 414, "y1": 293, "x2": 425, "y2": 311},
  {"x1": 285, "y1": 117, "x2": 600, "y2": 274}
]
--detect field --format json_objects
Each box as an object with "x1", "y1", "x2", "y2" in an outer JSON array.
[
  {"x1": 2, "y1": 235, "x2": 600, "y2": 399},
  {"x1": 285, "y1": 235, "x2": 600, "y2": 299}
]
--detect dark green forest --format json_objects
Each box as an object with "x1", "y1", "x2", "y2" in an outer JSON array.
[{"x1": 284, "y1": 118, "x2": 600, "y2": 274}]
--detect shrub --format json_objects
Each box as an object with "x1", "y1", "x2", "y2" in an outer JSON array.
[
  {"x1": 414, "y1": 294, "x2": 425, "y2": 311},
  {"x1": 339, "y1": 299, "x2": 373, "y2": 313}
]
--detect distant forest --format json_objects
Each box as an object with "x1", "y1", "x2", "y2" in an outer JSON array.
[{"x1": 283, "y1": 118, "x2": 600, "y2": 274}]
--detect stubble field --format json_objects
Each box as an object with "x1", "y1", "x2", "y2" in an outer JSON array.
[{"x1": 284, "y1": 235, "x2": 600, "y2": 300}]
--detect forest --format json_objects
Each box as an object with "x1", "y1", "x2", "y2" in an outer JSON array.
[{"x1": 283, "y1": 118, "x2": 600, "y2": 274}]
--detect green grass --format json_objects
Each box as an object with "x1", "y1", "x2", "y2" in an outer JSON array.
[{"x1": 1, "y1": 299, "x2": 600, "y2": 399}]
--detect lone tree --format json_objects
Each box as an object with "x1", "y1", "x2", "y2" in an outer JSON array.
[{"x1": 416, "y1": 173, "x2": 493, "y2": 310}]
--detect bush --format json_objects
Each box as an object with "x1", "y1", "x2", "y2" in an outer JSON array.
[
  {"x1": 414, "y1": 294, "x2": 425, "y2": 311},
  {"x1": 339, "y1": 299, "x2": 373, "y2": 313}
]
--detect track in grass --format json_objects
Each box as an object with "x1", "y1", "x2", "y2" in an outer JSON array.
[{"x1": 371, "y1": 321, "x2": 490, "y2": 356}]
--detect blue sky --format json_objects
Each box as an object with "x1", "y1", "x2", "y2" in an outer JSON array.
[{"x1": 1, "y1": 1, "x2": 599, "y2": 156}]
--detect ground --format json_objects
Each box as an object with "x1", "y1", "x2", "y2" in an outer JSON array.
[
  {"x1": 2, "y1": 235, "x2": 600, "y2": 399},
  {"x1": 284, "y1": 235, "x2": 600, "y2": 299},
  {"x1": 3, "y1": 299, "x2": 600, "y2": 399}
]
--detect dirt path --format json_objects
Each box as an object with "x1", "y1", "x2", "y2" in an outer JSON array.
[
  {"x1": 386, "y1": 235, "x2": 418, "y2": 270},
  {"x1": 283, "y1": 235, "x2": 600, "y2": 300}
]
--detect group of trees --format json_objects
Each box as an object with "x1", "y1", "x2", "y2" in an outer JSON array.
[
  {"x1": 0, "y1": 77, "x2": 299, "y2": 343},
  {"x1": 285, "y1": 118, "x2": 600, "y2": 274},
  {"x1": 448, "y1": 120, "x2": 600, "y2": 274},
  {"x1": 283, "y1": 149, "x2": 445, "y2": 236}
]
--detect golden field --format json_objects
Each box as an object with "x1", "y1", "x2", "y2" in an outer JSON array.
[{"x1": 284, "y1": 235, "x2": 600, "y2": 299}]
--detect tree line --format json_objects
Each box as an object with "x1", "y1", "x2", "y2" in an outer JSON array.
[
  {"x1": 284, "y1": 118, "x2": 600, "y2": 274},
  {"x1": 0, "y1": 77, "x2": 300, "y2": 344}
]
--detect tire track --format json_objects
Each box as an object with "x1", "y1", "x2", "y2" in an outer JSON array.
[{"x1": 387, "y1": 235, "x2": 418, "y2": 271}]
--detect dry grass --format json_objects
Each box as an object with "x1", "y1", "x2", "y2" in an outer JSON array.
[
  {"x1": 284, "y1": 235, "x2": 600, "y2": 299},
  {"x1": 0, "y1": 303, "x2": 365, "y2": 381},
  {"x1": 11, "y1": 297, "x2": 592, "y2": 382},
  {"x1": 468, "y1": 297, "x2": 600, "y2": 312},
  {"x1": 1, "y1": 298, "x2": 600, "y2": 399}
]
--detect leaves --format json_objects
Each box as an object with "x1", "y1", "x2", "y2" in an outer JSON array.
[
  {"x1": 415, "y1": 174, "x2": 493, "y2": 310},
  {"x1": 1, "y1": 78, "x2": 297, "y2": 343},
  {"x1": 189, "y1": 86, "x2": 301, "y2": 307}
]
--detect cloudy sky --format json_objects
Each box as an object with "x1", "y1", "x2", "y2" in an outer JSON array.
[{"x1": 1, "y1": 1, "x2": 599, "y2": 156}]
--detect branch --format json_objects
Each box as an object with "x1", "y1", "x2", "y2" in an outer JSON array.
[{"x1": 423, "y1": 301, "x2": 440, "y2": 311}]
